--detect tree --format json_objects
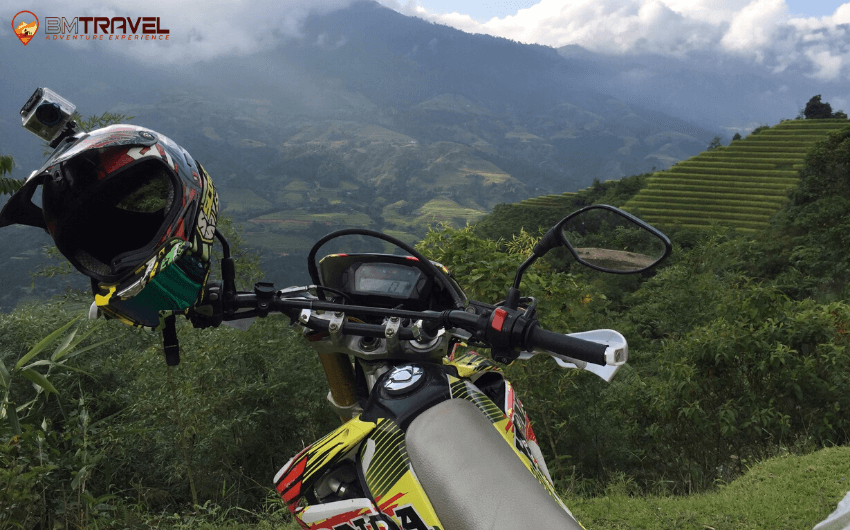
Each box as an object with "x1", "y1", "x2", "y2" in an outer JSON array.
[
  {"x1": 707, "y1": 136, "x2": 722, "y2": 150},
  {"x1": 732, "y1": 133, "x2": 742, "y2": 141},
  {"x1": 804, "y1": 95, "x2": 834, "y2": 119},
  {"x1": 0, "y1": 155, "x2": 22, "y2": 196},
  {"x1": 770, "y1": 125, "x2": 850, "y2": 298}
]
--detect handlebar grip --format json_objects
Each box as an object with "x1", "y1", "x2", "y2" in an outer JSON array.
[{"x1": 525, "y1": 323, "x2": 608, "y2": 366}]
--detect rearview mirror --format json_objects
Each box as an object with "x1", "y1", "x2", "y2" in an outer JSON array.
[
  {"x1": 505, "y1": 205, "x2": 671, "y2": 309},
  {"x1": 557, "y1": 205, "x2": 670, "y2": 273}
]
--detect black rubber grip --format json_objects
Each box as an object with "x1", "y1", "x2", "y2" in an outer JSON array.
[{"x1": 525, "y1": 324, "x2": 607, "y2": 365}]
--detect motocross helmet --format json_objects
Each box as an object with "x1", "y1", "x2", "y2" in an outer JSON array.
[{"x1": 0, "y1": 124, "x2": 219, "y2": 329}]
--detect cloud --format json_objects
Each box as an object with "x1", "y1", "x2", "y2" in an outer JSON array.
[
  {"x1": 720, "y1": 0, "x2": 788, "y2": 52},
  {"x1": 11, "y1": 0, "x2": 850, "y2": 83},
  {"x1": 10, "y1": 0, "x2": 354, "y2": 64},
  {"x1": 386, "y1": 0, "x2": 850, "y2": 81}
]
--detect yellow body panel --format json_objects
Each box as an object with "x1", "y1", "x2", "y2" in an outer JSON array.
[{"x1": 363, "y1": 418, "x2": 442, "y2": 528}]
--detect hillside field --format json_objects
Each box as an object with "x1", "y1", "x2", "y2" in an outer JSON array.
[{"x1": 622, "y1": 119, "x2": 850, "y2": 232}]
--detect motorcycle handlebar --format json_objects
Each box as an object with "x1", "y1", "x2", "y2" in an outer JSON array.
[
  {"x1": 212, "y1": 291, "x2": 609, "y2": 366},
  {"x1": 523, "y1": 323, "x2": 607, "y2": 366},
  {"x1": 430, "y1": 310, "x2": 608, "y2": 366}
]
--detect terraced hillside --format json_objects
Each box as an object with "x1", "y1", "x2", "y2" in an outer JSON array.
[
  {"x1": 621, "y1": 119, "x2": 850, "y2": 232},
  {"x1": 514, "y1": 191, "x2": 578, "y2": 210}
]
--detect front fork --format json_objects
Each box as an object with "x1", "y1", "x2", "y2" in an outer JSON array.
[{"x1": 316, "y1": 351, "x2": 360, "y2": 422}]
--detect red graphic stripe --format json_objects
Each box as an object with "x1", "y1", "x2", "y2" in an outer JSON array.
[
  {"x1": 376, "y1": 492, "x2": 406, "y2": 516},
  {"x1": 526, "y1": 420, "x2": 538, "y2": 443},
  {"x1": 98, "y1": 149, "x2": 135, "y2": 178},
  {"x1": 277, "y1": 456, "x2": 308, "y2": 503},
  {"x1": 175, "y1": 218, "x2": 186, "y2": 240}
]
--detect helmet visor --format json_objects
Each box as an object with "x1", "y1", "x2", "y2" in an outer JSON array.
[{"x1": 44, "y1": 158, "x2": 179, "y2": 282}]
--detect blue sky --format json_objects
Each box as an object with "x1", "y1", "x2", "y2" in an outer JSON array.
[
  {"x1": 783, "y1": 0, "x2": 849, "y2": 17},
  {"x1": 417, "y1": 0, "x2": 848, "y2": 22}
]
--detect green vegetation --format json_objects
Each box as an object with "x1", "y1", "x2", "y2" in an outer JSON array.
[
  {"x1": 416, "y1": 198, "x2": 487, "y2": 225},
  {"x1": 569, "y1": 445, "x2": 850, "y2": 530},
  {"x1": 0, "y1": 301, "x2": 334, "y2": 528},
  {"x1": 803, "y1": 95, "x2": 847, "y2": 120},
  {"x1": 0, "y1": 155, "x2": 21, "y2": 195},
  {"x1": 3, "y1": 110, "x2": 850, "y2": 528},
  {"x1": 473, "y1": 173, "x2": 650, "y2": 241},
  {"x1": 218, "y1": 190, "x2": 273, "y2": 214},
  {"x1": 623, "y1": 119, "x2": 849, "y2": 232},
  {"x1": 241, "y1": 208, "x2": 375, "y2": 255}
]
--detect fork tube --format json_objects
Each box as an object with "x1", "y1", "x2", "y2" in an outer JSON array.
[{"x1": 317, "y1": 352, "x2": 358, "y2": 422}]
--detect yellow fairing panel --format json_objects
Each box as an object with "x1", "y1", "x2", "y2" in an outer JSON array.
[
  {"x1": 276, "y1": 417, "x2": 376, "y2": 505},
  {"x1": 444, "y1": 349, "x2": 501, "y2": 379},
  {"x1": 362, "y1": 418, "x2": 442, "y2": 529}
]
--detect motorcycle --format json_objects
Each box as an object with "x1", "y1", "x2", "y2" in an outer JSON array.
[
  {"x1": 187, "y1": 205, "x2": 671, "y2": 530},
  {"x1": 8, "y1": 87, "x2": 671, "y2": 529}
]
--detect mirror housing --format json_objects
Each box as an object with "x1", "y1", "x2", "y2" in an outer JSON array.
[
  {"x1": 506, "y1": 205, "x2": 671, "y2": 308},
  {"x1": 556, "y1": 205, "x2": 671, "y2": 274}
]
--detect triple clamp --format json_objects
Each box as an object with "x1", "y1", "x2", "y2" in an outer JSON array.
[
  {"x1": 328, "y1": 312, "x2": 345, "y2": 345},
  {"x1": 385, "y1": 317, "x2": 401, "y2": 353}
]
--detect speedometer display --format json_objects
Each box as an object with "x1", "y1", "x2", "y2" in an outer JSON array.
[{"x1": 354, "y1": 263, "x2": 422, "y2": 298}]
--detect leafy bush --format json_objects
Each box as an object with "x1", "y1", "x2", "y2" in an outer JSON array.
[
  {"x1": 628, "y1": 288, "x2": 850, "y2": 491},
  {"x1": 767, "y1": 125, "x2": 850, "y2": 300},
  {"x1": 0, "y1": 300, "x2": 337, "y2": 524},
  {"x1": 0, "y1": 309, "x2": 123, "y2": 529}
]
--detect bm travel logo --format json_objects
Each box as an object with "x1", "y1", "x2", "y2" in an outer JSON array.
[
  {"x1": 12, "y1": 11, "x2": 38, "y2": 45},
  {"x1": 12, "y1": 10, "x2": 169, "y2": 45}
]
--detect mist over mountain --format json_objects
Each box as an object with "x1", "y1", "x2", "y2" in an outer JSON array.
[
  {"x1": 4, "y1": 1, "x2": 716, "y2": 185},
  {"x1": 0, "y1": 0, "x2": 836, "y2": 308},
  {"x1": 398, "y1": 0, "x2": 850, "y2": 130},
  {"x1": 554, "y1": 43, "x2": 847, "y2": 135}
]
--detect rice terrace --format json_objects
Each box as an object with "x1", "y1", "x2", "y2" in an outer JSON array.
[{"x1": 519, "y1": 118, "x2": 850, "y2": 234}]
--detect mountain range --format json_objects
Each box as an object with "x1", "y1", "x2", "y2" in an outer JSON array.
[{"x1": 0, "y1": 0, "x2": 828, "y2": 308}]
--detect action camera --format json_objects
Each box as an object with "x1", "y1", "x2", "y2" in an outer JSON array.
[{"x1": 20, "y1": 87, "x2": 76, "y2": 143}]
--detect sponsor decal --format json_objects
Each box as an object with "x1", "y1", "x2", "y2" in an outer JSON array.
[
  {"x1": 329, "y1": 504, "x2": 433, "y2": 530},
  {"x1": 196, "y1": 168, "x2": 218, "y2": 243}
]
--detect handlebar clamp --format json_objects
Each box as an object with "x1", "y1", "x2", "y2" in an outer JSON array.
[
  {"x1": 254, "y1": 282, "x2": 275, "y2": 318},
  {"x1": 484, "y1": 308, "x2": 526, "y2": 365},
  {"x1": 190, "y1": 281, "x2": 224, "y2": 329}
]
